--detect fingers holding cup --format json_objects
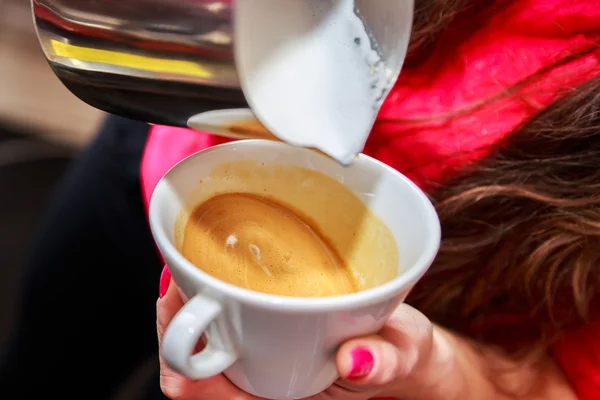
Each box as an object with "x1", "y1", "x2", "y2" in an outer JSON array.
[{"x1": 156, "y1": 269, "x2": 264, "y2": 400}]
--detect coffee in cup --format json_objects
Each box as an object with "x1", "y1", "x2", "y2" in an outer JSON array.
[
  {"x1": 176, "y1": 159, "x2": 400, "y2": 298},
  {"x1": 181, "y1": 192, "x2": 357, "y2": 297}
]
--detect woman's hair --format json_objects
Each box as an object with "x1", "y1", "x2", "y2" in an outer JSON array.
[{"x1": 402, "y1": 0, "x2": 600, "y2": 356}]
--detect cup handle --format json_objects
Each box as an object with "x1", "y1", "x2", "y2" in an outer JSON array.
[{"x1": 162, "y1": 294, "x2": 237, "y2": 379}]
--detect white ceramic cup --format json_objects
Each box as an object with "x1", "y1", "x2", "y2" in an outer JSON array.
[{"x1": 149, "y1": 140, "x2": 440, "y2": 400}]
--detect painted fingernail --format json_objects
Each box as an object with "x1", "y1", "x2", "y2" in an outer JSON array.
[
  {"x1": 159, "y1": 266, "x2": 171, "y2": 298},
  {"x1": 347, "y1": 346, "x2": 374, "y2": 380}
]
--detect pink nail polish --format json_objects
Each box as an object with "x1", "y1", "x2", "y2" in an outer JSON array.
[
  {"x1": 159, "y1": 266, "x2": 171, "y2": 298},
  {"x1": 347, "y1": 346, "x2": 374, "y2": 380}
]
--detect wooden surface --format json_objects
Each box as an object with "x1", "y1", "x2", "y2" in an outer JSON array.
[{"x1": 0, "y1": 0, "x2": 105, "y2": 148}]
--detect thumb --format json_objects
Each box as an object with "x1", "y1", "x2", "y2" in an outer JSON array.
[
  {"x1": 336, "y1": 304, "x2": 433, "y2": 387},
  {"x1": 336, "y1": 335, "x2": 414, "y2": 386}
]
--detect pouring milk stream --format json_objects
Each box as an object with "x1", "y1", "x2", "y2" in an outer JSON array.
[{"x1": 188, "y1": 0, "x2": 404, "y2": 165}]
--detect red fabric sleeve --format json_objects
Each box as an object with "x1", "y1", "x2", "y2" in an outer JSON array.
[{"x1": 553, "y1": 319, "x2": 600, "y2": 399}]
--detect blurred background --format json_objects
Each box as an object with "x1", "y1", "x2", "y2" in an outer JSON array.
[
  {"x1": 0, "y1": 0, "x2": 154, "y2": 398},
  {"x1": 0, "y1": 0, "x2": 104, "y2": 146},
  {"x1": 0, "y1": 1, "x2": 158, "y2": 398},
  {"x1": 0, "y1": 0, "x2": 102, "y2": 338}
]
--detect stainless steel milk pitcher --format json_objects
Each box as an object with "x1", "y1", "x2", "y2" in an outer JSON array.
[{"x1": 32, "y1": 0, "x2": 413, "y2": 134}]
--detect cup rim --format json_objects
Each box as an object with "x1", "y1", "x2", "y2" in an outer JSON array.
[{"x1": 149, "y1": 140, "x2": 441, "y2": 312}]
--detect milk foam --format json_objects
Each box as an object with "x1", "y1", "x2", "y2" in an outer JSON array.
[{"x1": 235, "y1": 0, "x2": 394, "y2": 164}]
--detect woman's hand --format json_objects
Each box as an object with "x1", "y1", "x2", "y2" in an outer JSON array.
[
  {"x1": 157, "y1": 267, "x2": 458, "y2": 400},
  {"x1": 157, "y1": 267, "x2": 575, "y2": 400}
]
